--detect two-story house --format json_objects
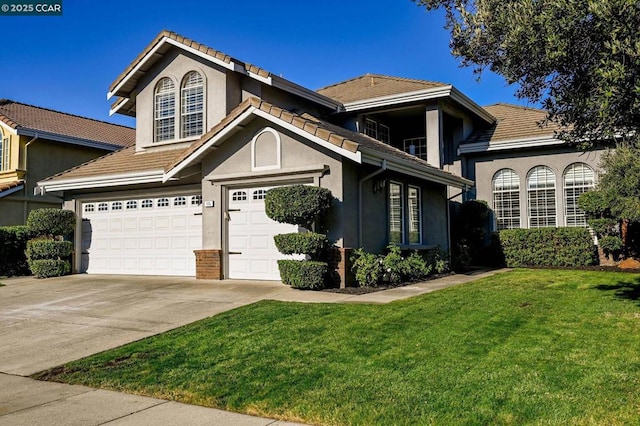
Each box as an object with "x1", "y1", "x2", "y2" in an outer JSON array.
[
  {"x1": 0, "y1": 100, "x2": 135, "y2": 226},
  {"x1": 36, "y1": 30, "x2": 603, "y2": 284}
]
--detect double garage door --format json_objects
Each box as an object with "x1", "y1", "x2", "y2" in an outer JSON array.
[{"x1": 81, "y1": 195, "x2": 202, "y2": 276}]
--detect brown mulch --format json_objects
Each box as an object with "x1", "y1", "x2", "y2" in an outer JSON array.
[{"x1": 323, "y1": 272, "x2": 454, "y2": 295}]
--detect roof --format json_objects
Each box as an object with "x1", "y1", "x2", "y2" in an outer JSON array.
[
  {"x1": 0, "y1": 180, "x2": 24, "y2": 198},
  {"x1": 0, "y1": 99, "x2": 135, "y2": 149},
  {"x1": 317, "y1": 74, "x2": 448, "y2": 104}
]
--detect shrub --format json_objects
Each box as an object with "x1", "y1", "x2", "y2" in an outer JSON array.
[
  {"x1": 265, "y1": 185, "x2": 332, "y2": 228},
  {"x1": 26, "y1": 239, "x2": 73, "y2": 261},
  {"x1": 274, "y1": 232, "x2": 328, "y2": 256},
  {"x1": 277, "y1": 260, "x2": 328, "y2": 290},
  {"x1": 599, "y1": 235, "x2": 623, "y2": 256},
  {"x1": 498, "y1": 227, "x2": 596, "y2": 267},
  {"x1": 381, "y1": 245, "x2": 405, "y2": 284},
  {"x1": 351, "y1": 249, "x2": 384, "y2": 287},
  {"x1": 404, "y1": 251, "x2": 433, "y2": 281},
  {"x1": 27, "y1": 208, "x2": 75, "y2": 237},
  {"x1": 351, "y1": 246, "x2": 434, "y2": 287},
  {"x1": 28, "y1": 259, "x2": 70, "y2": 278},
  {"x1": 0, "y1": 226, "x2": 33, "y2": 276}
]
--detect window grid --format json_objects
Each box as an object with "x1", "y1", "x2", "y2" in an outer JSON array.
[
  {"x1": 157, "y1": 198, "x2": 170, "y2": 207},
  {"x1": 232, "y1": 191, "x2": 247, "y2": 201},
  {"x1": 364, "y1": 118, "x2": 377, "y2": 140},
  {"x1": 97, "y1": 203, "x2": 108, "y2": 212},
  {"x1": 1, "y1": 137, "x2": 9, "y2": 171},
  {"x1": 154, "y1": 78, "x2": 175, "y2": 142},
  {"x1": 528, "y1": 166, "x2": 556, "y2": 228},
  {"x1": 493, "y1": 169, "x2": 521, "y2": 230},
  {"x1": 378, "y1": 124, "x2": 390, "y2": 144},
  {"x1": 181, "y1": 71, "x2": 204, "y2": 138},
  {"x1": 141, "y1": 199, "x2": 154, "y2": 209},
  {"x1": 253, "y1": 189, "x2": 267, "y2": 200},
  {"x1": 408, "y1": 186, "x2": 421, "y2": 245},
  {"x1": 84, "y1": 204, "x2": 95, "y2": 213},
  {"x1": 111, "y1": 201, "x2": 123, "y2": 211},
  {"x1": 174, "y1": 196, "x2": 187, "y2": 206},
  {"x1": 389, "y1": 182, "x2": 404, "y2": 244},
  {"x1": 564, "y1": 163, "x2": 595, "y2": 227},
  {"x1": 403, "y1": 137, "x2": 427, "y2": 160},
  {"x1": 126, "y1": 200, "x2": 138, "y2": 210},
  {"x1": 191, "y1": 195, "x2": 203, "y2": 206}
]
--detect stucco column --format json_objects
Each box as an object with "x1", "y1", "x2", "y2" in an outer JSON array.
[{"x1": 425, "y1": 106, "x2": 443, "y2": 168}]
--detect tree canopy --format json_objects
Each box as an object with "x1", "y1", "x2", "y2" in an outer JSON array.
[{"x1": 414, "y1": 0, "x2": 640, "y2": 147}]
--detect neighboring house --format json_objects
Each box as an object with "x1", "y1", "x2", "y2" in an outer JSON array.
[
  {"x1": 0, "y1": 100, "x2": 135, "y2": 226},
  {"x1": 36, "y1": 30, "x2": 602, "y2": 283}
]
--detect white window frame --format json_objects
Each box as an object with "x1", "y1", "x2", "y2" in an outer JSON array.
[
  {"x1": 493, "y1": 169, "x2": 521, "y2": 230},
  {"x1": 0, "y1": 131, "x2": 10, "y2": 171},
  {"x1": 180, "y1": 71, "x2": 204, "y2": 138},
  {"x1": 251, "y1": 127, "x2": 281, "y2": 171},
  {"x1": 403, "y1": 137, "x2": 427, "y2": 160},
  {"x1": 564, "y1": 163, "x2": 595, "y2": 227},
  {"x1": 364, "y1": 118, "x2": 378, "y2": 140},
  {"x1": 408, "y1": 186, "x2": 422, "y2": 245},
  {"x1": 154, "y1": 77, "x2": 176, "y2": 142},
  {"x1": 378, "y1": 124, "x2": 391, "y2": 144},
  {"x1": 389, "y1": 181, "x2": 405, "y2": 244},
  {"x1": 527, "y1": 166, "x2": 557, "y2": 228}
]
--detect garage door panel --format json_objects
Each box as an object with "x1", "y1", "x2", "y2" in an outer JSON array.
[
  {"x1": 124, "y1": 218, "x2": 138, "y2": 231},
  {"x1": 110, "y1": 219, "x2": 123, "y2": 231},
  {"x1": 139, "y1": 218, "x2": 153, "y2": 230}
]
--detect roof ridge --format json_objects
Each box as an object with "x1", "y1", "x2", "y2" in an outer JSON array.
[
  {"x1": 0, "y1": 99, "x2": 135, "y2": 130},
  {"x1": 316, "y1": 73, "x2": 447, "y2": 92},
  {"x1": 484, "y1": 102, "x2": 547, "y2": 113}
]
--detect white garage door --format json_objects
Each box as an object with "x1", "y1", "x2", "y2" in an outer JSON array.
[
  {"x1": 228, "y1": 187, "x2": 301, "y2": 280},
  {"x1": 81, "y1": 195, "x2": 202, "y2": 276}
]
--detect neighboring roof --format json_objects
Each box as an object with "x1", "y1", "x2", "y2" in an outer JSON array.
[
  {"x1": 460, "y1": 103, "x2": 564, "y2": 153},
  {"x1": 109, "y1": 30, "x2": 340, "y2": 116},
  {"x1": 0, "y1": 180, "x2": 24, "y2": 198},
  {"x1": 0, "y1": 99, "x2": 135, "y2": 149},
  {"x1": 317, "y1": 74, "x2": 448, "y2": 104}
]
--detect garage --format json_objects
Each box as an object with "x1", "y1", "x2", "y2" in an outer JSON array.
[
  {"x1": 227, "y1": 187, "x2": 301, "y2": 280},
  {"x1": 81, "y1": 194, "x2": 202, "y2": 276}
]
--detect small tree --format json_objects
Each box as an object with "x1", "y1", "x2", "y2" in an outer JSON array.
[
  {"x1": 26, "y1": 209, "x2": 76, "y2": 278},
  {"x1": 265, "y1": 185, "x2": 332, "y2": 290}
]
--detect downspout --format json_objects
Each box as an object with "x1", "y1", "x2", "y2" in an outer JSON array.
[
  {"x1": 23, "y1": 135, "x2": 39, "y2": 222},
  {"x1": 358, "y1": 159, "x2": 387, "y2": 248}
]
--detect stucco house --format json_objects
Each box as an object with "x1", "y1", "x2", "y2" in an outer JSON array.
[
  {"x1": 36, "y1": 30, "x2": 602, "y2": 284},
  {"x1": 0, "y1": 100, "x2": 135, "y2": 226}
]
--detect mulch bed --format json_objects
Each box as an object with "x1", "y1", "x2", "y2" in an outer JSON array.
[{"x1": 323, "y1": 272, "x2": 454, "y2": 295}]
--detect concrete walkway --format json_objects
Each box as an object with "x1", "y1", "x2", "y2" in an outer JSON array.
[{"x1": 0, "y1": 269, "x2": 505, "y2": 425}]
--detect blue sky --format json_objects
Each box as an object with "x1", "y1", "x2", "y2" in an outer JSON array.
[{"x1": 1, "y1": 0, "x2": 530, "y2": 127}]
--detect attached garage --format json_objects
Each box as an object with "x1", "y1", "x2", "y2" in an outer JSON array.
[
  {"x1": 227, "y1": 186, "x2": 300, "y2": 280},
  {"x1": 81, "y1": 194, "x2": 202, "y2": 276}
]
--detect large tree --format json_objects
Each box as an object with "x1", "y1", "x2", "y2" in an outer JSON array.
[{"x1": 414, "y1": 0, "x2": 640, "y2": 147}]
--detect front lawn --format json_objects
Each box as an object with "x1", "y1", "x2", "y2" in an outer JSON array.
[{"x1": 36, "y1": 269, "x2": 640, "y2": 425}]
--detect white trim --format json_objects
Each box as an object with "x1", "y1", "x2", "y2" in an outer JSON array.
[
  {"x1": 36, "y1": 170, "x2": 164, "y2": 194},
  {"x1": 388, "y1": 181, "x2": 405, "y2": 245},
  {"x1": 109, "y1": 98, "x2": 130, "y2": 116},
  {"x1": 0, "y1": 184, "x2": 24, "y2": 198},
  {"x1": 458, "y1": 136, "x2": 563, "y2": 154},
  {"x1": 16, "y1": 129, "x2": 125, "y2": 151},
  {"x1": 271, "y1": 75, "x2": 341, "y2": 110},
  {"x1": 251, "y1": 127, "x2": 281, "y2": 171}
]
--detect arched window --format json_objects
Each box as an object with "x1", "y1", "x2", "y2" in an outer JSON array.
[
  {"x1": 181, "y1": 71, "x2": 204, "y2": 138},
  {"x1": 564, "y1": 163, "x2": 595, "y2": 227},
  {"x1": 154, "y1": 78, "x2": 176, "y2": 142},
  {"x1": 493, "y1": 169, "x2": 521, "y2": 230},
  {"x1": 251, "y1": 128, "x2": 281, "y2": 171},
  {"x1": 527, "y1": 166, "x2": 556, "y2": 228}
]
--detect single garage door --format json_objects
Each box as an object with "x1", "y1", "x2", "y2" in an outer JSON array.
[
  {"x1": 227, "y1": 187, "x2": 301, "y2": 280},
  {"x1": 81, "y1": 195, "x2": 202, "y2": 276}
]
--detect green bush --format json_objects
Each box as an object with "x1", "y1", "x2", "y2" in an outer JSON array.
[
  {"x1": 499, "y1": 227, "x2": 596, "y2": 267},
  {"x1": 27, "y1": 208, "x2": 76, "y2": 237},
  {"x1": 351, "y1": 246, "x2": 435, "y2": 287},
  {"x1": 265, "y1": 185, "x2": 333, "y2": 228},
  {"x1": 274, "y1": 232, "x2": 328, "y2": 256},
  {"x1": 0, "y1": 226, "x2": 33, "y2": 276},
  {"x1": 351, "y1": 249, "x2": 384, "y2": 287},
  {"x1": 26, "y1": 239, "x2": 73, "y2": 261},
  {"x1": 28, "y1": 259, "x2": 70, "y2": 278},
  {"x1": 599, "y1": 235, "x2": 623, "y2": 256},
  {"x1": 277, "y1": 260, "x2": 328, "y2": 290},
  {"x1": 403, "y1": 251, "x2": 433, "y2": 281}
]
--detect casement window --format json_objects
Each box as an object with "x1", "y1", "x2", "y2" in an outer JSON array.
[
  {"x1": 154, "y1": 78, "x2": 176, "y2": 142},
  {"x1": 493, "y1": 168, "x2": 521, "y2": 230},
  {"x1": 388, "y1": 182, "x2": 423, "y2": 245},
  {"x1": 0, "y1": 129, "x2": 9, "y2": 171},
  {"x1": 527, "y1": 166, "x2": 556, "y2": 228},
  {"x1": 564, "y1": 163, "x2": 595, "y2": 227},
  {"x1": 181, "y1": 71, "x2": 204, "y2": 138},
  {"x1": 389, "y1": 182, "x2": 404, "y2": 244},
  {"x1": 408, "y1": 186, "x2": 422, "y2": 245},
  {"x1": 363, "y1": 118, "x2": 391, "y2": 144}
]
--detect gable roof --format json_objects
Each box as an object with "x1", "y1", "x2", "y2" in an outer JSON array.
[
  {"x1": 0, "y1": 99, "x2": 135, "y2": 149},
  {"x1": 108, "y1": 30, "x2": 341, "y2": 116},
  {"x1": 37, "y1": 97, "x2": 472, "y2": 194},
  {"x1": 460, "y1": 103, "x2": 564, "y2": 153}
]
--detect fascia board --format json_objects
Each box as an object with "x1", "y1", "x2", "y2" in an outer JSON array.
[
  {"x1": 341, "y1": 86, "x2": 453, "y2": 112},
  {"x1": 37, "y1": 171, "x2": 163, "y2": 194},
  {"x1": 449, "y1": 86, "x2": 496, "y2": 124},
  {"x1": 17, "y1": 128, "x2": 123, "y2": 151},
  {"x1": 109, "y1": 98, "x2": 131, "y2": 116},
  {"x1": 0, "y1": 184, "x2": 24, "y2": 198},
  {"x1": 458, "y1": 136, "x2": 563, "y2": 154},
  {"x1": 271, "y1": 76, "x2": 342, "y2": 111}
]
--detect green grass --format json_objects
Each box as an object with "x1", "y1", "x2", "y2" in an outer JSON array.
[{"x1": 36, "y1": 269, "x2": 640, "y2": 425}]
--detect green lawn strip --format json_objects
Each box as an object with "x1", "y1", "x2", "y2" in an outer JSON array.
[{"x1": 35, "y1": 269, "x2": 640, "y2": 425}]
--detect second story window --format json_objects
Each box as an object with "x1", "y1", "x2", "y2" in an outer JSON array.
[
  {"x1": 181, "y1": 71, "x2": 204, "y2": 138},
  {"x1": 154, "y1": 78, "x2": 176, "y2": 142},
  {"x1": 363, "y1": 118, "x2": 390, "y2": 144},
  {"x1": 0, "y1": 129, "x2": 9, "y2": 171}
]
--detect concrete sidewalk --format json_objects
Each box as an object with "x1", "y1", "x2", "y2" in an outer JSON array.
[{"x1": 0, "y1": 268, "x2": 505, "y2": 425}]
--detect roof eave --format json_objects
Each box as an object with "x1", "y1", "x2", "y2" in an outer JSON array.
[
  {"x1": 36, "y1": 171, "x2": 164, "y2": 195},
  {"x1": 0, "y1": 184, "x2": 25, "y2": 198},
  {"x1": 17, "y1": 128, "x2": 125, "y2": 151},
  {"x1": 458, "y1": 136, "x2": 563, "y2": 154}
]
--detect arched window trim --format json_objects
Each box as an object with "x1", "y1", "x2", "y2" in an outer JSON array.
[
  {"x1": 563, "y1": 163, "x2": 595, "y2": 227},
  {"x1": 180, "y1": 71, "x2": 205, "y2": 139},
  {"x1": 251, "y1": 127, "x2": 281, "y2": 171},
  {"x1": 527, "y1": 165, "x2": 557, "y2": 228},
  {"x1": 154, "y1": 77, "x2": 177, "y2": 143},
  {"x1": 492, "y1": 168, "x2": 521, "y2": 230}
]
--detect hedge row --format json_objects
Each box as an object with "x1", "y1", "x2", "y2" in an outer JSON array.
[
  {"x1": 0, "y1": 226, "x2": 33, "y2": 277},
  {"x1": 498, "y1": 227, "x2": 596, "y2": 267}
]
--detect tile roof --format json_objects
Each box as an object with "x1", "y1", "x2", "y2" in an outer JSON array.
[
  {"x1": 0, "y1": 180, "x2": 24, "y2": 196},
  {"x1": 465, "y1": 103, "x2": 561, "y2": 144},
  {"x1": 0, "y1": 99, "x2": 135, "y2": 148},
  {"x1": 316, "y1": 74, "x2": 448, "y2": 104}
]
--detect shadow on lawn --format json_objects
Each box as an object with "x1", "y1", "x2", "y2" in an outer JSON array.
[{"x1": 595, "y1": 278, "x2": 640, "y2": 304}]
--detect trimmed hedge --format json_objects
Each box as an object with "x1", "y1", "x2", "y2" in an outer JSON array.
[
  {"x1": 27, "y1": 208, "x2": 75, "y2": 237},
  {"x1": 28, "y1": 259, "x2": 71, "y2": 279},
  {"x1": 265, "y1": 186, "x2": 332, "y2": 227},
  {"x1": 277, "y1": 260, "x2": 328, "y2": 290},
  {"x1": 26, "y1": 239, "x2": 73, "y2": 261},
  {"x1": 499, "y1": 227, "x2": 596, "y2": 267},
  {"x1": 0, "y1": 226, "x2": 33, "y2": 277},
  {"x1": 274, "y1": 232, "x2": 328, "y2": 256}
]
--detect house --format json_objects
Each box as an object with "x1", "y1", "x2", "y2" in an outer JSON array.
[
  {"x1": 0, "y1": 100, "x2": 135, "y2": 226},
  {"x1": 36, "y1": 30, "x2": 603, "y2": 284}
]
